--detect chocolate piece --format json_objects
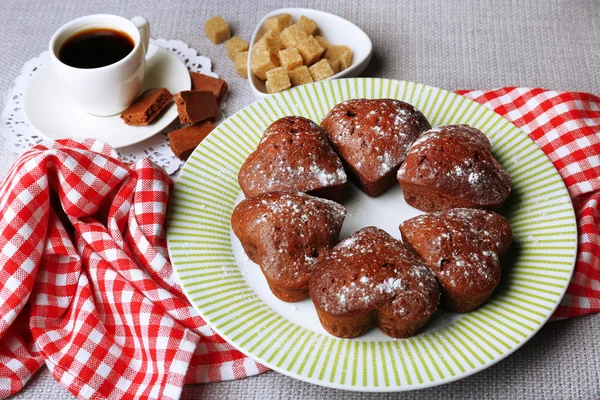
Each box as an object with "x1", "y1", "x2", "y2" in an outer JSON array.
[
  {"x1": 168, "y1": 120, "x2": 215, "y2": 160},
  {"x1": 173, "y1": 90, "x2": 220, "y2": 125},
  {"x1": 120, "y1": 88, "x2": 172, "y2": 126},
  {"x1": 189, "y1": 72, "x2": 228, "y2": 104}
]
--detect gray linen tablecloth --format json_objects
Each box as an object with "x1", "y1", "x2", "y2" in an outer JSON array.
[{"x1": 1, "y1": 0, "x2": 599, "y2": 398}]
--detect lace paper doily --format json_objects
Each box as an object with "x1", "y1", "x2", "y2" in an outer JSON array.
[{"x1": 0, "y1": 38, "x2": 225, "y2": 175}]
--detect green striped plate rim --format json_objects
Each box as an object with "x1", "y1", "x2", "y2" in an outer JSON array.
[{"x1": 167, "y1": 78, "x2": 577, "y2": 391}]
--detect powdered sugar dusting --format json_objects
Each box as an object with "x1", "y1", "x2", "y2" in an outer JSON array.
[
  {"x1": 321, "y1": 99, "x2": 431, "y2": 182},
  {"x1": 401, "y1": 208, "x2": 511, "y2": 293},
  {"x1": 397, "y1": 125, "x2": 511, "y2": 207},
  {"x1": 233, "y1": 192, "x2": 346, "y2": 286},
  {"x1": 311, "y1": 227, "x2": 439, "y2": 318},
  {"x1": 239, "y1": 116, "x2": 347, "y2": 198}
]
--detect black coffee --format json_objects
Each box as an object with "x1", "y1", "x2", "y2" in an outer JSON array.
[{"x1": 59, "y1": 28, "x2": 134, "y2": 69}]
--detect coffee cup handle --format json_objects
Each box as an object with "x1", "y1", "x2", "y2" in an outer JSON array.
[{"x1": 131, "y1": 16, "x2": 150, "y2": 55}]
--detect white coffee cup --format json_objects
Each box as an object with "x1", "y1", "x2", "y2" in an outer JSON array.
[{"x1": 49, "y1": 14, "x2": 151, "y2": 116}]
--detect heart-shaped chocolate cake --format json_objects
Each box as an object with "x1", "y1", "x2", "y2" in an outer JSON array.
[
  {"x1": 397, "y1": 124, "x2": 512, "y2": 212},
  {"x1": 231, "y1": 191, "x2": 346, "y2": 302},
  {"x1": 308, "y1": 227, "x2": 439, "y2": 338},
  {"x1": 400, "y1": 208, "x2": 512, "y2": 313},
  {"x1": 320, "y1": 99, "x2": 431, "y2": 197},
  {"x1": 238, "y1": 116, "x2": 347, "y2": 202}
]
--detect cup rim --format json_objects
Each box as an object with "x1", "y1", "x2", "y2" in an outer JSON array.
[{"x1": 49, "y1": 14, "x2": 142, "y2": 72}]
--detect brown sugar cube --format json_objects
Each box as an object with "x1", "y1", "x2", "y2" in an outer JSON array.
[
  {"x1": 251, "y1": 34, "x2": 280, "y2": 80},
  {"x1": 297, "y1": 36, "x2": 325, "y2": 65},
  {"x1": 120, "y1": 88, "x2": 172, "y2": 126},
  {"x1": 251, "y1": 49, "x2": 279, "y2": 80},
  {"x1": 288, "y1": 66, "x2": 314, "y2": 86},
  {"x1": 235, "y1": 51, "x2": 248, "y2": 78},
  {"x1": 278, "y1": 47, "x2": 303, "y2": 71},
  {"x1": 325, "y1": 45, "x2": 353, "y2": 73},
  {"x1": 225, "y1": 36, "x2": 249, "y2": 60},
  {"x1": 174, "y1": 91, "x2": 220, "y2": 124},
  {"x1": 168, "y1": 120, "x2": 215, "y2": 160},
  {"x1": 253, "y1": 33, "x2": 279, "y2": 57},
  {"x1": 265, "y1": 30, "x2": 285, "y2": 50},
  {"x1": 309, "y1": 59, "x2": 335, "y2": 82},
  {"x1": 327, "y1": 59, "x2": 340, "y2": 74},
  {"x1": 265, "y1": 67, "x2": 291, "y2": 94},
  {"x1": 264, "y1": 13, "x2": 293, "y2": 33},
  {"x1": 205, "y1": 16, "x2": 231, "y2": 44},
  {"x1": 280, "y1": 24, "x2": 308, "y2": 48},
  {"x1": 190, "y1": 72, "x2": 228, "y2": 104},
  {"x1": 256, "y1": 30, "x2": 284, "y2": 53},
  {"x1": 314, "y1": 35, "x2": 330, "y2": 51},
  {"x1": 297, "y1": 15, "x2": 318, "y2": 36}
]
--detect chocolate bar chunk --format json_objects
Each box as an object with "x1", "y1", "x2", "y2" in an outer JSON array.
[
  {"x1": 120, "y1": 88, "x2": 172, "y2": 126},
  {"x1": 168, "y1": 121, "x2": 215, "y2": 160},
  {"x1": 190, "y1": 72, "x2": 228, "y2": 104},
  {"x1": 174, "y1": 90, "x2": 220, "y2": 125}
]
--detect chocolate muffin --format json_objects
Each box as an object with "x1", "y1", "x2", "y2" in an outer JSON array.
[
  {"x1": 400, "y1": 208, "x2": 512, "y2": 313},
  {"x1": 320, "y1": 99, "x2": 431, "y2": 197},
  {"x1": 231, "y1": 192, "x2": 346, "y2": 302},
  {"x1": 238, "y1": 116, "x2": 347, "y2": 202},
  {"x1": 309, "y1": 227, "x2": 439, "y2": 338},
  {"x1": 397, "y1": 125, "x2": 512, "y2": 212}
]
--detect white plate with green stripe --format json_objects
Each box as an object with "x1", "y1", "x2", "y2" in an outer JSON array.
[{"x1": 167, "y1": 78, "x2": 577, "y2": 391}]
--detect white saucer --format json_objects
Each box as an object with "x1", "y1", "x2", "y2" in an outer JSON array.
[{"x1": 22, "y1": 43, "x2": 191, "y2": 149}]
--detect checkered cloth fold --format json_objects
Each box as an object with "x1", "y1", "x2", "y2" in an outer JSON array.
[
  {"x1": 0, "y1": 139, "x2": 267, "y2": 400},
  {"x1": 0, "y1": 87, "x2": 598, "y2": 399},
  {"x1": 459, "y1": 88, "x2": 600, "y2": 318}
]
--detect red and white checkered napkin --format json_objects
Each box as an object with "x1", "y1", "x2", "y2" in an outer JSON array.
[
  {"x1": 0, "y1": 139, "x2": 267, "y2": 400},
  {"x1": 0, "y1": 88, "x2": 598, "y2": 400},
  {"x1": 459, "y1": 88, "x2": 600, "y2": 319}
]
